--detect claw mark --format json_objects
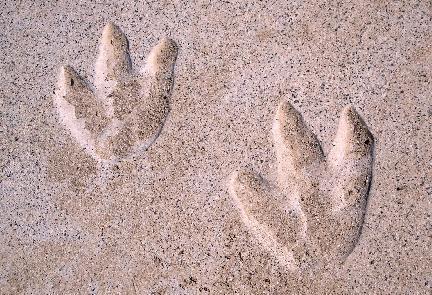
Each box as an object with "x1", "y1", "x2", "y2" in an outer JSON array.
[
  {"x1": 54, "y1": 23, "x2": 178, "y2": 162},
  {"x1": 229, "y1": 101, "x2": 374, "y2": 272}
]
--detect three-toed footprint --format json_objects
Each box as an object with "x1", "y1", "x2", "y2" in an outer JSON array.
[
  {"x1": 229, "y1": 101, "x2": 374, "y2": 272},
  {"x1": 54, "y1": 23, "x2": 178, "y2": 162}
]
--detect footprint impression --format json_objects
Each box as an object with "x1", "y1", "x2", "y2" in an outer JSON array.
[
  {"x1": 54, "y1": 23, "x2": 178, "y2": 162},
  {"x1": 229, "y1": 101, "x2": 374, "y2": 272}
]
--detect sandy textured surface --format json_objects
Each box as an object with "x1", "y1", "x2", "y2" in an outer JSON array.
[{"x1": 1, "y1": 1, "x2": 431, "y2": 294}]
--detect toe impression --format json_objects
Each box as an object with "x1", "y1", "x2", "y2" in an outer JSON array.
[
  {"x1": 229, "y1": 170, "x2": 301, "y2": 269},
  {"x1": 326, "y1": 106, "x2": 374, "y2": 259},
  {"x1": 272, "y1": 101, "x2": 324, "y2": 184}
]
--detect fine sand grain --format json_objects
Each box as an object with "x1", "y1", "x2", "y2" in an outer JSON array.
[{"x1": 0, "y1": 1, "x2": 431, "y2": 294}]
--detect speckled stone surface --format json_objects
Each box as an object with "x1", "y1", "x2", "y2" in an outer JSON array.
[{"x1": 1, "y1": 1, "x2": 431, "y2": 294}]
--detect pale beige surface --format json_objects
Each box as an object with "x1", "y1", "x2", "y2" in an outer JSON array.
[{"x1": 1, "y1": 1, "x2": 431, "y2": 294}]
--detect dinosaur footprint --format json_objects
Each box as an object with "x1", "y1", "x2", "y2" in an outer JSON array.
[
  {"x1": 54, "y1": 23, "x2": 178, "y2": 162},
  {"x1": 229, "y1": 101, "x2": 374, "y2": 272}
]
